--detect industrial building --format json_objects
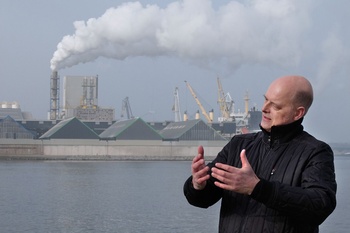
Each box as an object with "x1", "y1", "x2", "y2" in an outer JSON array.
[
  {"x1": 39, "y1": 117, "x2": 100, "y2": 140},
  {"x1": 49, "y1": 72, "x2": 114, "y2": 121},
  {"x1": 99, "y1": 118, "x2": 163, "y2": 140},
  {"x1": 159, "y1": 119, "x2": 226, "y2": 141},
  {"x1": 0, "y1": 116, "x2": 35, "y2": 139},
  {"x1": 62, "y1": 75, "x2": 114, "y2": 121}
]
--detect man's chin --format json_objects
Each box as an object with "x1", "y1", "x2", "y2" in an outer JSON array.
[{"x1": 260, "y1": 122, "x2": 271, "y2": 132}]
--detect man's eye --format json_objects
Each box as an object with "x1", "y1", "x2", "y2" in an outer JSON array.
[{"x1": 273, "y1": 104, "x2": 281, "y2": 110}]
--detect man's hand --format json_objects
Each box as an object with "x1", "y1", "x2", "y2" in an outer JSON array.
[
  {"x1": 211, "y1": 149, "x2": 260, "y2": 195},
  {"x1": 191, "y1": 145, "x2": 210, "y2": 190}
]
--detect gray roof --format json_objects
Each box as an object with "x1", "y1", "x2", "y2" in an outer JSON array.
[
  {"x1": 159, "y1": 119, "x2": 227, "y2": 141},
  {"x1": 99, "y1": 117, "x2": 163, "y2": 140},
  {"x1": 0, "y1": 115, "x2": 35, "y2": 139},
  {"x1": 147, "y1": 121, "x2": 172, "y2": 131},
  {"x1": 18, "y1": 120, "x2": 116, "y2": 138},
  {"x1": 39, "y1": 117, "x2": 100, "y2": 139}
]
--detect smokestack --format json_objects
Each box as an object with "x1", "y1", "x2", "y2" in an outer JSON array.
[{"x1": 50, "y1": 71, "x2": 60, "y2": 120}]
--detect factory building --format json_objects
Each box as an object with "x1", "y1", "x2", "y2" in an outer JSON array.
[
  {"x1": 99, "y1": 118, "x2": 163, "y2": 140},
  {"x1": 18, "y1": 120, "x2": 59, "y2": 138},
  {"x1": 159, "y1": 119, "x2": 227, "y2": 141},
  {"x1": 39, "y1": 117, "x2": 100, "y2": 139},
  {"x1": 8, "y1": 119, "x2": 115, "y2": 139},
  {"x1": 0, "y1": 115, "x2": 35, "y2": 139},
  {"x1": 61, "y1": 75, "x2": 115, "y2": 121}
]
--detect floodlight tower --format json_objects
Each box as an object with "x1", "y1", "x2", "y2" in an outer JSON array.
[{"x1": 173, "y1": 87, "x2": 182, "y2": 122}]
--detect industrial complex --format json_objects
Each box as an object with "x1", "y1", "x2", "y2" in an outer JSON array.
[{"x1": 0, "y1": 71, "x2": 262, "y2": 159}]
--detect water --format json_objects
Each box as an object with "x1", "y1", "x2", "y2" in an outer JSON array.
[
  {"x1": 320, "y1": 155, "x2": 350, "y2": 233},
  {"x1": 0, "y1": 156, "x2": 348, "y2": 233}
]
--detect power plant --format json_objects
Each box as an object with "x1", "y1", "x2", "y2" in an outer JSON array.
[{"x1": 49, "y1": 71, "x2": 114, "y2": 121}]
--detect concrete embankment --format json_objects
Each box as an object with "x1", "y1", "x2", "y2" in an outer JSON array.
[{"x1": 0, "y1": 139, "x2": 227, "y2": 160}]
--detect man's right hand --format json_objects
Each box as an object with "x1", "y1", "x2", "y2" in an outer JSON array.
[{"x1": 191, "y1": 145, "x2": 210, "y2": 190}]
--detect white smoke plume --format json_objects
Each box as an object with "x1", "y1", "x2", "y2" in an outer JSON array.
[
  {"x1": 50, "y1": 0, "x2": 311, "y2": 71},
  {"x1": 315, "y1": 30, "x2": 348, "y2": 94}
]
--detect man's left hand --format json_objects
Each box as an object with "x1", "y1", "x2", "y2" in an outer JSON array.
[{"x1": 211, "y1": 149, "x2": 260, "y2": 195}]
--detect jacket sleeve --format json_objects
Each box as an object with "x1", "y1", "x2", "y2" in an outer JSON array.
[
  {"x1": 250, "y1": 143, "x2": 337, "y2": 225},
  {"x1": 183, "y1": 141, "x2": 232, "y2": 208},
  {"x1": 183, "y1": 175, "x2": 222, "y2": 208}
]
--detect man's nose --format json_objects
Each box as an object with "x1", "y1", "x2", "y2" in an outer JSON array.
[{"x1": 262, "y1": 102, "x2": 269, "y2": 112}]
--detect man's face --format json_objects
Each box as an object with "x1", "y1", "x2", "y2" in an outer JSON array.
[{"x1": 260, "y1": 82, "x2": 298, "y2": 132}]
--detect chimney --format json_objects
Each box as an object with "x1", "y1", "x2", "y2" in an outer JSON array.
[{"x1": 50, "y1": 71, "x2": 60, "y2": 120}]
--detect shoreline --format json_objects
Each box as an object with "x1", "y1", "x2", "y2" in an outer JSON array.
[
  {"x1": 0, "y1": 155, "x2": 212, "y2": 161},
  {"x1": 1, "y1": 139, "x2": 348, "y2": 161},
  {"x1": 1, "y1": 154, "x2": 348, "y2": 161},
  {"x1": 0, "y1": 138, "x2": 226, "y2": 161}
]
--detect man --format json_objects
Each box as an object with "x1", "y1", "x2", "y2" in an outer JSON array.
[{"x1": 183, "y1": 75, "x2": 337, "y2": 232}]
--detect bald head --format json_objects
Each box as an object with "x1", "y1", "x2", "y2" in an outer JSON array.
[
  {"x1": 270, "y1": 75, "x2": 313, "y2": 116},
  {"x1": 261, "y1": 75, "x2": 314, "y2": 131}
]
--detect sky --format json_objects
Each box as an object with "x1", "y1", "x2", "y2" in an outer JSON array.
[{"x1": 0, "y1": 0, "x2": 349, "y2": 143}]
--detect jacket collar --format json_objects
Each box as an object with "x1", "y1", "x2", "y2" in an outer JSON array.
[{"x1": 260, "y1": 118, "x2": 304, "y2": 146}]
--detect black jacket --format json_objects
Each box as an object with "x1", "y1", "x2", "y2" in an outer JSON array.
[{"x1": 184, "y1": 119, "x2": 337, "y2": 233}]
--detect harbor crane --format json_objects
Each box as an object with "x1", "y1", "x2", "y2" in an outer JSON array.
[
  {"x1": 172, "y1": 87, "x2": 182, "y2": 122},
  {"x1": 121, "y1": 97, "x2": 134, "y2": 119},
  {"x1": 217, "y1": 77, "x2": 234, "y2": 122},
  {"x1": 184, "y1": 80, "x2": 213, "y2": 123}
]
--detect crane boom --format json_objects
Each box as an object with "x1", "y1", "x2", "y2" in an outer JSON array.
[
  {"x1": 217, "y1": 77, "x2": 234, "y2": 122},
  {"x1": 217, "y1": 77, "x2": 230, "y2": 119},
  {"x1": 184, "y1": 81, "x2": 213, "y2": 123},
  {"x1": 121, "y1": 97, "x2": 134, "y2": 119}
]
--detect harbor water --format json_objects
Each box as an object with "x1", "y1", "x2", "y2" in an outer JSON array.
[{"x1": 0, "y1": 156, "x2": 348, "y2": 233}]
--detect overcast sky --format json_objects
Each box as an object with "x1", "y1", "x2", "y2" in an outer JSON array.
[{"x1": 1, "y1": 0, "x2": 349, "y2": 143}]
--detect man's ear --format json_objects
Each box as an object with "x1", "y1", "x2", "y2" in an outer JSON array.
[{"x1": 294, "y1": 106, "x2": 305, "y2": 120}]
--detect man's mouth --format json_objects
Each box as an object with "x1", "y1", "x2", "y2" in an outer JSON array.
[{"x1": 262, "y1": 115, "x2": 271, "y2": 121}]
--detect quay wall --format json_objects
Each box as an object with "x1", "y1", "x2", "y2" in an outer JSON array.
[{"x1": 0, "y1": 139, "x2": 227, "y2": 160}]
